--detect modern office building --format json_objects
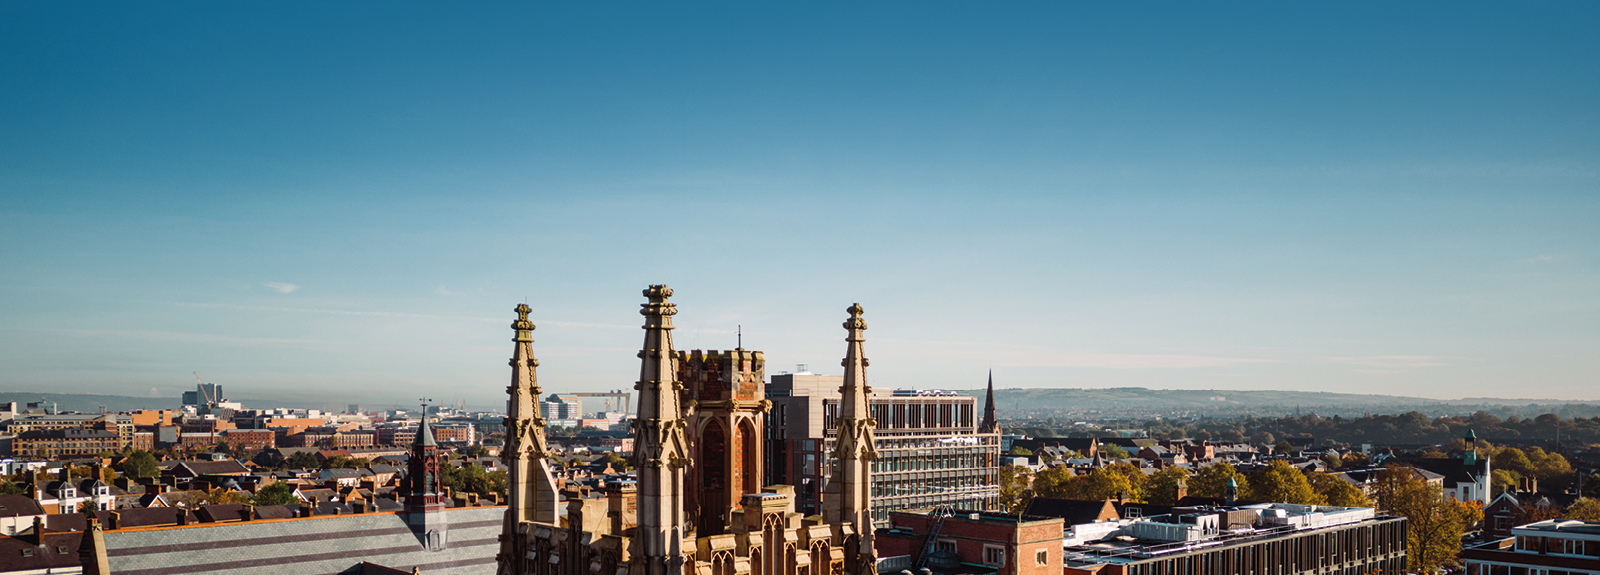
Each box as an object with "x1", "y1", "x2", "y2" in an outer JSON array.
[
  {"x1": 1462, "y1": 519, "x2": 1600, "y2": 575},
  {"x1": 766, "y1": 373, "x2": 1000, "y2": 523},
  {"x1": 1033, "y1": 502, "x2": 1409, "y2": 575}
]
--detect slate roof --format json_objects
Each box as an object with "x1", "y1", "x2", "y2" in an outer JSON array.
[
  {"x1": 1023, "y1": 497, "x2": 1119, "y2": 525},
  {"x1": 0, "y1": 531, "x2": 82, "y2": 573},
  {"x1": 172, "y1": 459, "x2": 251, "y2": 477},
  {"x1": 0, "y1": 495, "x2": 44, "y2": 518},
  {"x1": 100, "y1": 506, "x2": 504, "y2": 575}
]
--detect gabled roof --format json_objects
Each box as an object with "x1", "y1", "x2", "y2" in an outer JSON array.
[
  {"x1": 1024, "y1": 497, "x2": 1119, "y2": 525},
  {"x1": 0, "y1": 495, "x2": 44, "y2": 518},
  {"x1": 172, "y1": 459, "x2": 250, "y2": 477}
]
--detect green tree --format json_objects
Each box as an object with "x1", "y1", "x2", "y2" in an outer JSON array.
[
  {"x1": 198, "y1": 487, "x2": 250, "y2": 506},
  {"x1": 286, "y1": 451, "x2": 319, "y2": 469},
  {"x1": 1247, "y1": 460, "x2": 1323, "y2": 505},
  {"x1": 1493, "y1": 447, "x2": 1533, "y2": 477},
  {"x1": 1007, "y1": 446, "x2": 1033, "y2": 456},
  {"x1": 1144, "y1": 467, "x2": 1191, "y2": 506},
  {"x1": 1099, "y1": 443, "x2": 1130, "y2": 459},
  {"x1": 1307, "y1": 473, "x2": 1372, "y2": 507},
  {"x1": 998, "y1": 465, "x2": 1035, "y2": 514},
  {"x1": 1190, "y1": 462, "x2": 1249, "y2": 500},
  {"x1": 251, "y1": 482, "x2": 298, "y2": 506},
  {"x1": 120, "y1": 450, "x2": 160, "y2": 479},
  {"x1": 1525, "y1": 447, "x2": 1572, "y2": 480},
  {"x1": 0, "y1": 482, "x2": 26, "y2": 496}
]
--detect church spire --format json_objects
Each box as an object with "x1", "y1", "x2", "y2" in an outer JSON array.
[
  {"x1": 632, "y1": 285, "x2": 691, "y2": 575},
  {"x1": 498, "y1": 304, "x2": 560, "y2": 574},
  {"x1": 978, "y1": 370, "x2": 1000, "y2": 434},
  {"x1": 824, "y1": 303, "x2": 877, "y2": 575}
]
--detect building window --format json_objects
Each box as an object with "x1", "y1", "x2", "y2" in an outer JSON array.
[
  {"x1": 982, "y1": 545, "x2": 1005, "y2": 566},
  {"x1": 935, "y1": 539, "x2": 956, "y2": 553},
  {"x1": 1036, "y1": 550, "x2": 1048, "y2": 565}
]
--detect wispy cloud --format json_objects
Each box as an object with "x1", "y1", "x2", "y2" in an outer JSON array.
[
  {"x1": 1527, "y1": 254, "x2": 1565, "y2": 263},
  {"x1": 1323, "y1": 355, "x2": 1449, "y2": 369},
  {"x1": 265, "y1": 282, "x2": 300, "y2": 294},
  {"x1": 435, "y1": 285, "x2": 465, "y2": 296}
]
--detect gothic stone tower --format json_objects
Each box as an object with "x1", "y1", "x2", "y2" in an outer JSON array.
[
  {"x1": 822, "y1": 304, "x2": 878, "y2": 575},
  {"x1": 498, "y1": 304, "x2": 561, "y2": 574},
  {"x1": 680, "y1": 347, "x2": 769, "y2": 535},
  {"x1": 632, "y1": 285, "x2": 692, "y2": 575}
]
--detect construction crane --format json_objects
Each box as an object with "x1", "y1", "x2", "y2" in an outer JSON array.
[{"x1": 571, "y1": 391, "x2": 632, "y2": 415}]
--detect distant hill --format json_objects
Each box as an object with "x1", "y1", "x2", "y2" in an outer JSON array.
[
  {"x1": 944, "y1": 387, "x2": 1595, "y2": 418},
  {"x1": 0, "y1": 392, "x2": 327, "y2": 414}
]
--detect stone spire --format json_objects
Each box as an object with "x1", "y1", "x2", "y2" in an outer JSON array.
[
  {"x1": 824, "y1": 303, "x2": 877, "y2": 575},
  {"x1": 632, "y1": 285, "x2": 691, "y2": 575},
  {"x1": 499, "y1": 304, "x2": 560, "y2": 573},
  {"x1": 978, "y1": 370, "x2": 1000, "y2": 434}
]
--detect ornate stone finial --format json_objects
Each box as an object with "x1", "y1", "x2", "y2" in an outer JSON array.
[
  {"x1": 512, "y1": 304, "x2": 535, "y2": 343},
  {"x1": 843, "y1": 303, "x2": 866, "y2": 331},
  {"x1": 640, "y1": 284, "x2": 677, "y2": 322}
]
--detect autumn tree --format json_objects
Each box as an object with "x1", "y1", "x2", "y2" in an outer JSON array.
[
  {"x1": 1307, "y1": 473, "x2": 1373, "y2": 507},
  {"x1": 1247, "y1": 460, "x2": 1322, "y2": 505},
  {"x1": 1190, "y1": 462, "x2": 1249, "y2": 500},
  {"x1": 1145, "y1": 467, "x2": 1191, "y2": 506},
  {"x1": 998, "y1": 465, "x2": 1035, "y2": 514},
  {"x1": 198, "y1": 487, "x2": 250, "y2": 506},
  {"x1": 1376, "y1": 464, "x2": 1481, "y2": 573},
  {"x1": 1566, "y1": 498, "x2": 1600, "y2": 522},
  {"x1": 1031, "y1": 466, "x2": 1074, "y2": 500}
]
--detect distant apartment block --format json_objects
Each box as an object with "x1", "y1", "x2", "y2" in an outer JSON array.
[{"x1": 1463, "y1": 519, "x2": 1600, "y2": 575}]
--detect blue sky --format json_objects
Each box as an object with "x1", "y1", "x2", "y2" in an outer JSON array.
[{"x1": 1, "y1": 2, "x2": 1596, "y2": 409}]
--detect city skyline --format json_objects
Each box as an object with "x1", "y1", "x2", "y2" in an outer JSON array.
[{"x1": 2, "y1": 3, "x2": 1597, "y2": 404}]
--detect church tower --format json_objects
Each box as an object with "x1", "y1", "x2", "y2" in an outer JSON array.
[
  {"x1": 406, "y1": 416, "x2": 449, "y2": 551},
  {"x1": 680, "y1": 346, "x2": 768, "y2": 535},
  {"x1": 978, "y1": 370, "x2": 1000, "y2": 434},
  {"x1": 632, "y1": 285, "x2": 692, "y2": 574},
  {"x1": 498, "y1": 304, "x2": 561, "y2": 574},
  {"x1": 823, "y1": 303, "x2": 878, "y2": 575}
]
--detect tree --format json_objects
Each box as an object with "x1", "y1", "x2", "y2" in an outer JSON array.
[
  {"x1": 1145, "y1": 467, "x2": 1191, "y2": 506},
  {"x1": 462, "y1": 445, "x2": 489, "y2": 458},
  {"x1": 599, "y1": 451, "x2": 629, "y2": 471},
  {"x1": 1273, "y1": 440, "x2": 1295, "y2": 455},
  {"x1": 1250, "y1": 432, "x2": 1275, "y2": 446},
  {"x1": 1007, "y1": 446, "x2": 1033, "y2": 456},
  {"x1": 1566, "y1": 498, "x2": 1600, "y2": 522},
  {"x1": 1099, "y1": 443, "x2": 1130, "y2": 459},
  {"x1": 1376, "y1": 465, "x2": 1480, "y2": 573},
  {"x1": 1030, "y1": 466, "x2": 1075, "y2": 499},
  {"x1": 251, "y1": 482, "x2": 298, "y2": 506},
  {"x1": 1307, "y1": 473, "x2": 1372, "y2": 507},
  {"x1": 1247, "y1": 460, "x2": 1322, "y2": 505},
  {"x1": 1190, "y1": 462, "x2": 1249, "y2": 500},
  {"x1": 1525, "y1": 447, "x2": 1572, "y2": 481},
  {"x1": 120, "y1": 450, "x2": 160, "y2": 479},
  {"x1": 0, "y1": 482, "x2": 26, "y2": 496},
  {"x1": 197, "y1": 487, "x2": 250, "y2": 506},
  {"x1": 998, "y1": 465, "x2": 1035, "y2": 513},
  {"x1": 1493, "y1": 447, "x2": 1533, "y2": 477},
  {"x1": 286, "y1": 451, "x2": 318, "y2": 469}
]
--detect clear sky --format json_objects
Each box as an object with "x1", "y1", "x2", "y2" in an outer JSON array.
[{"x1": 1, "y1": 2, "x2": 1596, "y2": 408}]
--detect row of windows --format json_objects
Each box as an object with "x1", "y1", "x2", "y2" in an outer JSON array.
[
  {"x1": 820, "y1": 401, "x2": 976, "y2": 431},
  {"x1": 1122, "y1": 521, "x2": 1406, "y2": 575},
  {"x1": 1513, "y1": 535, "x2": 1600, "y2": 558},
  {"x1": 1468, "y1": 564, "x2": 1596, "y2": 575}
]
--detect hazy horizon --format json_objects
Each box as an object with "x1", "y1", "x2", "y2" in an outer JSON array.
[{"x1": 2, "y1": 3, "x2": 1596, "y2": 405}]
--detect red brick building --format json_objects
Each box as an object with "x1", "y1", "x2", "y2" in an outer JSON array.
[{"x1": 876, "y1": 510, "x2": 1064, "y2": 575}]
